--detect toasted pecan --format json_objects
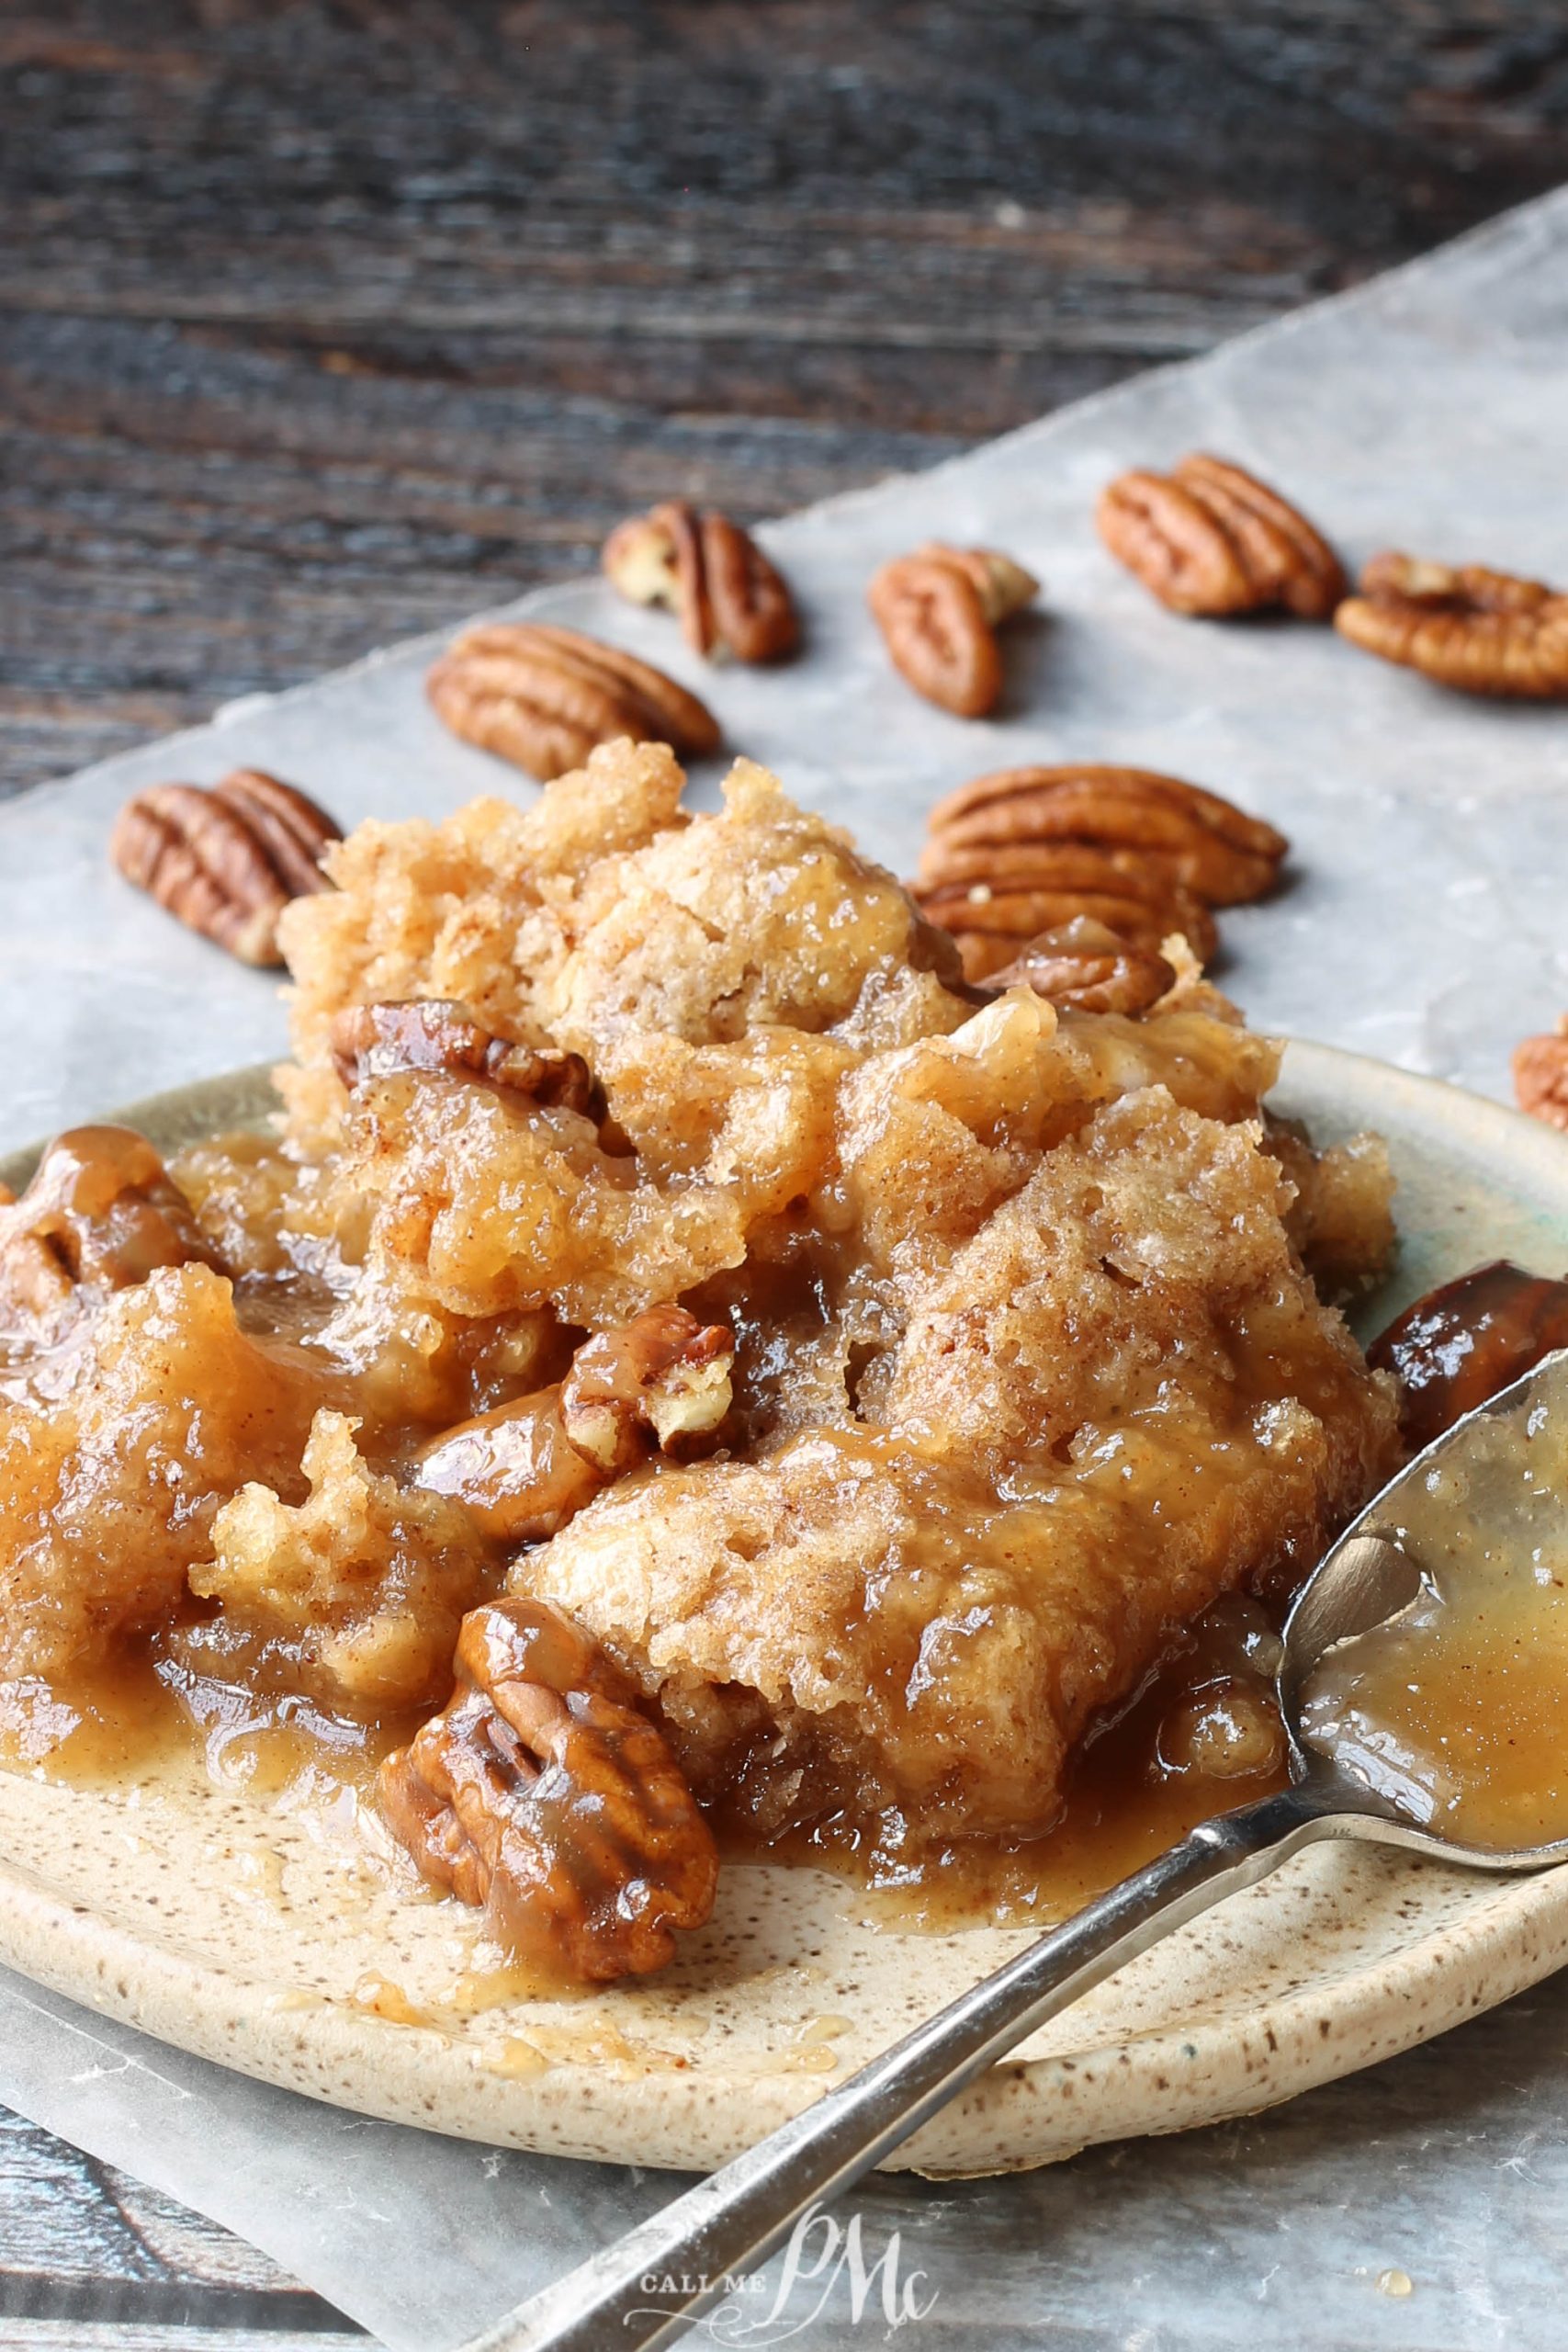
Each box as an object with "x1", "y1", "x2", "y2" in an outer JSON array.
[
  {"x1": 604, "y1": 501, "x2": 798, "y2": 664},
  {"x1": 1514, "y1": 1017, "x2": 1568, "y2": 1131},
  {"x1": 0, "y1": 1125, "x2": 223, "y2": 1347},
  {"x1": 414, "y1": 1306, "x2": 735, "y2": 1541},
  {"x1": 919, "y1": 764, "x2": 1287, "y2": 908},
  {"x1": 1098, "y1": 455, "x2": 1343, "y2": 619},
  {"x1": 1369, "y1": 1260, "x2": 1568, "y2": 1454},
  {"x1": 867, "y1": 542, "x2": 1037, "y2": 718},
  {"x1": 378, "y1": 1598, "x2": 718, "y2": 1982},
  {"x1": 329, "y1": 999, "x2": 595, "y2": 1114},
  {"x1": 109, "y1": 771, "x2": 339, "y2": 967},
  {"x1": 427, "y1": 621, "x2": 721, "y2": 781},
  {"x1": 1335, "y1": 554, "x2": 1568, "y2": 698},
  {"x1": 969, "y1": 919, "x2": 1178, "y2": 1016}
]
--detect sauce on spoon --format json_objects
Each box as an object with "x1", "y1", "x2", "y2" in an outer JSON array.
[{"x1": 1301, "y1": 1366, "x2": 1568, "y2": 1846}]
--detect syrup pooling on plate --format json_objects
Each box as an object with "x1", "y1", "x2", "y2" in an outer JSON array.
[{"x1": 1301, "y1": 1361, "x2": 1568, "y2": 1847}]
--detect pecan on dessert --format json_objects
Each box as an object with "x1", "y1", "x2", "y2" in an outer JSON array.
[
  {"x1": 0, "y1": 1124, "x2": 222, "y2": 1346},
  {"x1": 377, "y1": 1597, "x2": 718, "y2": 1982},
  {"x1": 558, "y1": 1302, "x2": 735, "y2": 1471},
  {"x1": 1097, "y1": 455, "x2": 1344, "y2": 619},
  {"x1": 330, "y1": 999, "x2": 595, "y2": 1115},
  {"x1": 109, "y1": 770, "x2": 340, "y2": 966},
  {"x1": 426, "y1": 621, "x2": 721, "y2": 782},
  {"x1": 1514, "y1": 1017, "x2": 1568, "y2": 1130},
  {"x1": 965, "y1": 918, "x2": 1177, "y2": 1016},
  {"x1": 415, "y1": 1306, "x2": 735, "y2": 1541},
  {"x1": 867, "y1": 542, "x2": 1038, "y2": 717},
  {"x1": 1369, "y1": 1261, "x2": 1568, "y2": 1454},
  {"x1": 1335, "y1": 554, "x2": 1568, "y2": 698},
  {"x1": 604, "y1": 501, "x2": 798, "y2": 664}
]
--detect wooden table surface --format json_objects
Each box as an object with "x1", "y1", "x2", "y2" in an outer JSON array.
[{"x1": 1, "y1": 2, "x2": 1565, "y2": 2342}]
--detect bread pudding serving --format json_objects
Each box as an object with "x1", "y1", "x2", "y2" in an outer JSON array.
[{"x1": 0, "y1": 745, "x2": 1401, "y2": 1986}]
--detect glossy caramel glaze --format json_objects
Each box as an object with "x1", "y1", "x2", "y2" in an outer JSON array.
[
  {"x1": 1369, "y1": 1259, "x2": 1568, "y2": 1453},
  {"x1": 1302, "y1": 1380, "x2": 1568, "y2": 1848}
]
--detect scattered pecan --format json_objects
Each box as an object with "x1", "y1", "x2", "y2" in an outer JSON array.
[
  {"x1": 967, "y1": 918, "x2": 1177, "y2": 1016},
  {"x1": 603, "y1": 500, "x2": 798, "y2": 664},
  {"x1": 1369, "y1": 1260, "x2": 1568, "y2": 1454},
  {"x1": 0, "y1": 1125, "x2": 222, "y2": 1345},
  {"x1": 426, "y1": 621, "x2": 721, "y2": 782},
  {"x1": 1335, "y1": 554, "x2": 1568, "y2": 698},
  {"x1": 108, "y1": 770, "x2": 340, "y2": 967},
  {"x1": 1097, "y1": 455, "x2": 1344, "y2": 619},
  {"x1": 914, "y1": 849, "x2": 1216, "y2": 980},
  {"x1": 914, "y1": 762, "x2": 1286, "y2": 983},
  {"x1": 918, "y1": 764, "x2": 1287, "y2": 908},
  {"x1": 1514, "y1": 1017, "x2": 1568, "y2": 1130},
  {"x1": 867, "y1": 542, "x2": 1038, "y2": 718},
  {"x1": 330, "y1": 999, "x2": 595, "y2": 1114},
  {"x1": 378, "y1": 1597, "x2": 718, "y2": 1982},
  {"x1": 415, "y1": 1306, "x2": 735, "y2": 1541}
]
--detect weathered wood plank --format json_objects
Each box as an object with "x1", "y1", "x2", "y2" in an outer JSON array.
[
  {"x1": 0, "y1": 2111, "x2": 360, "y2": 2337},
  {"x1": 2, "y1": 0, "x2": 1564, "y2": 796}
]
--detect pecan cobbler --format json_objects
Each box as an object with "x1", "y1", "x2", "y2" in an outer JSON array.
[{"x1": 0, "y1": 745, "x2": 1404, "y2": 1983}]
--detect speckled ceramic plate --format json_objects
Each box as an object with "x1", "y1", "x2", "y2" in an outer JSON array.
[{"x1": 1, "y1": 1041, "x2": 1565, "y2": 2178}]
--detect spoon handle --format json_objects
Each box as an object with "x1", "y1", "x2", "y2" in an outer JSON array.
[{"x1": 459, "y1": 1781, "x2": 1329, "y2": 2352}]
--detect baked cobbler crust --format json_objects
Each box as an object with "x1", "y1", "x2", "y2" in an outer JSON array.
[{"x1": 0, "y1": 741, "x2": 1400, "y2": 1957}]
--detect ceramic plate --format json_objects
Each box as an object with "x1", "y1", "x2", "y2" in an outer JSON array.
[{"x1": 1, "y1": 1042, "x2": 1565, "y2": 2177}]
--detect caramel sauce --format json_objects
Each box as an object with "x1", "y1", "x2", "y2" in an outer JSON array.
[
  {"x1": 1302, "y1": 1378, "x2": 1568, "y2": 1848},
  {"x1": 747, "y1": 1597, "x2": 1289, "y2": 1928},
  {"x1": 2, "y1": 1598, "x2": 1289, "y2": 1936},
  {"x1": 0, "y1": 1642, "x2": 412, "y2": 1803}
]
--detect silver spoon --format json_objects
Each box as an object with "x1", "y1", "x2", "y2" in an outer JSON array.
[{"x1": 459, "y1": 1347, "x2": 1568, "y2": 2352}]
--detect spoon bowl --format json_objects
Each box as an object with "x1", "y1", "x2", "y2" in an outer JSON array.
[{"x1": 1281, "y1": 1344, "x2": 1568, "y2": 1870}]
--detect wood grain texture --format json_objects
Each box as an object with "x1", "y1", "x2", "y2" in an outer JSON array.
[
  {"x1": 0, "y1": 2113, "x2": 362, "y2": 2341},
  {"x1": 2, "y1": 0, "x2": 1566, "y2": 797},
  {"x1": 0, "y1": 3, "x2": 1565, "y2": 2338}
]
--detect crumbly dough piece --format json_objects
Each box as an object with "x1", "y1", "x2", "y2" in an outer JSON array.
[
  {"x1": 276, "y1": 748, "x2": 960, "y2": 1149},
  {"x1": 183, "y1": 1411, "x2": 495, "y2": 1713},
  {"x1": 517, "y1": 1089, "x2": 1400, "y2": 1849},
  {"x1": 276, "y1": 741, "x2": 691, "y2": 1148},
  {"x1": 1264, "y1": 1117, "x2": 1397, "y2": 1299},
  {"x1": 0, "y1": 1265, "x2": 336, "y2": 1679}
]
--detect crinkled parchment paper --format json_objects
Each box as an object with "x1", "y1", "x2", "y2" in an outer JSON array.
[{"x1": 0, "y1": 189, "x2": 1564, "y2": 2349}]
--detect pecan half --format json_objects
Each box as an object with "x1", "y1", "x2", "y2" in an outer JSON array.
[
  {"x1": 913, "y1": 848, "x2": 1217, "y2": 975},
  {"x1": 426, "y1": 621, "x2": 721, "y2": 782},
  {"x1": 914, "y1": 763, "x2": 1286, "y2": 983},
  {"x1": 604, "y1": 501, "x2": 798, "y2": 664},
  {"x1": 558, "y1": 1301, "x2": 735, "y2": 1471},
  {"x1": 1369, "y1": 1260, "x2": 1568, "y2": 1454},
  {"x1": 1514, "y1": 1017, "x2": 1568, "y2": 1130},
  {"x1": 378, "y1": 1598, "x2": 718, "y2": 1982},
  {"x1": 867, "y1": 542, "x2": 1038, "y2": 718},
  {"x1": 919, "y1": 764, "x2": 1287, "y2": 908},
  {"x1": 968, "y1": 919, "x2": 1177, "y2": 1016},
  {"x1": 109, "y1": 771, "x2": 340, "y2": 967},
  {"x1": 330, "y1": 999, "x2": 595, "y2": 1114},
  {"x1": 1335, "y1": 554, "x2": 1568, "y2": 698},
  {"x1": 415, "y1": 1306, "x2": 735, "y2": 1540},
  {"x1": 1097, "y1": 455, "x2": 1344, "y2": 619},
  {"x1": 0, "y1": 1125, "x2": 222, "y2": 1345}
]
